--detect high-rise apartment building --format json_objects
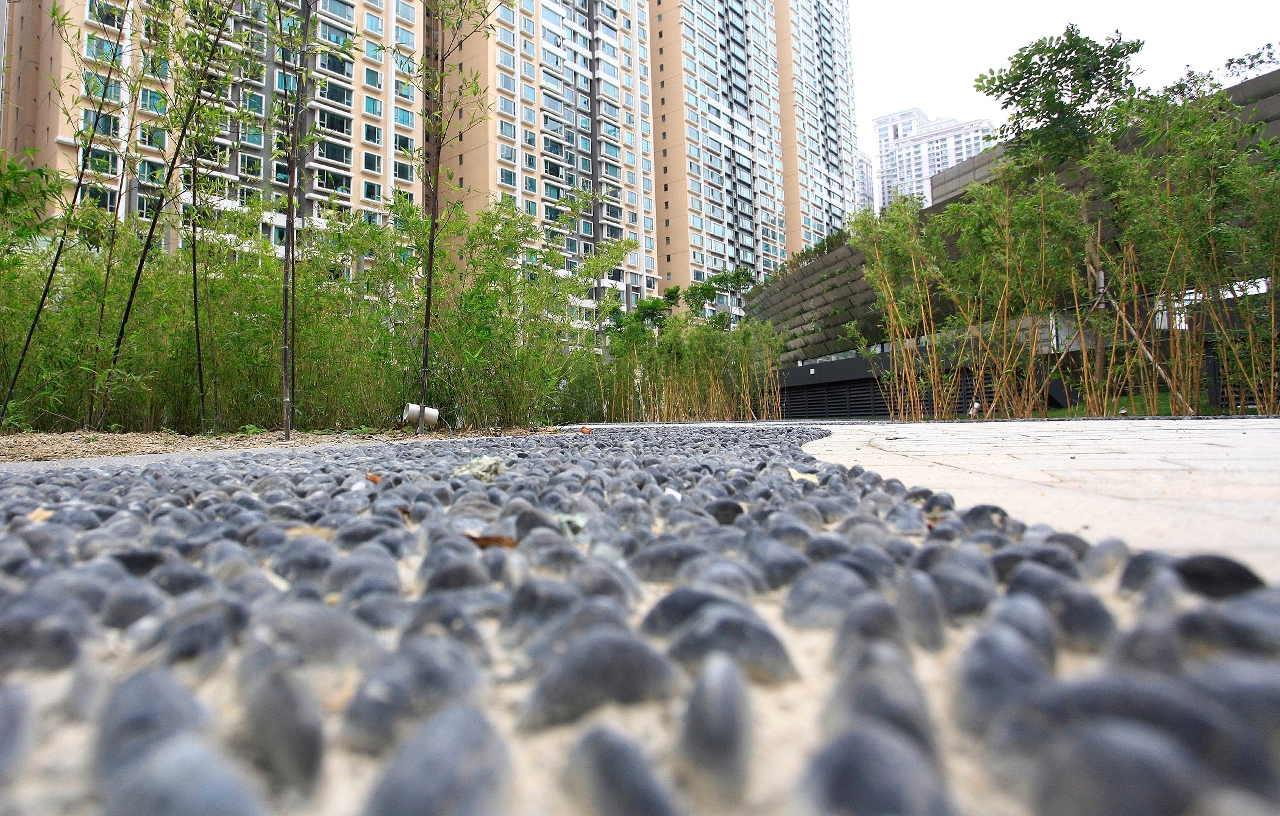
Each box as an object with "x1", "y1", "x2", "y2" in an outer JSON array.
[
  {"x1": 446, "y1": 0, "x2": 656, "y2": 313},
  {"x1": 3, "y1": 0, "x2": 862, "y2": 316},
  {"x1": 3, "y1": 0, "x2": 427, "y2": 231},
  {"x1": 874, "y1": 107, "x2": 991, "y2": 208},
  {"x1": 650, "y1": 0, "x2": 786, "y2": 314},
  {"x1": 776, "y1": 0, "x2": 856, "y2": 256},
  {"x1": 853, "y1": 148, "x2": 873, "y2": 213}
]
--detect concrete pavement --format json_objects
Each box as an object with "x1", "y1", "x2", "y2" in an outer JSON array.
[{"x1": 805, "y1": 417, "x2": 1280, "y2": 582}]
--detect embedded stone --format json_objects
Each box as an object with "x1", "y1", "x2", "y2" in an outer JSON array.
[
  {"x1": 677, "y1": 653, "x2": 751, "y2": 809},
  {"x1": 519, "y1": 630, "x2": 679, "y2": 730},
  {"x1": 668, "y1": 604, "x2": 798, "y2": 684},
  {"x1": 783, "y1": 564, "x2": 869, "y2": 629},
  {"x1": 955, "y1": 624, "x2": 1050, "y2": 736},
  {"x1": 798, "y1": 722, "x2": 956, "y2": 816},
  {"x1": 363, "y1": 706, "x2": 509, "y2": 816},
  {"x1": 564, "y1": 726, "x2": 679, "y2": 816}
]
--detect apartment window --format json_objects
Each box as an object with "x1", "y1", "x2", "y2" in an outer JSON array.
[
  {"x1": 318, "y1": 110, "x2": 353, "y2": 135},
  {"x1": 365, "y1": 96, "x2": 383, "y2": 117},
  {"x1": 137, "y1": 194, "x2": 160, "y2": 219},
  {"x1": 581, "y1": 220, "x2": 593, "y2": 235},
  {"x1": 499, "y1": 121, "x2": 516, "y2": 139},
  {"x1": 81, "y1": 109, "x2": 120, "y2": 138},
  {"x1": 143, "y1": 53, "x2": 169, "y2": 79},
  {"x1": 393, "y1": 161, "x2": 414, "y2": 181},
  {"x1": 395, "y1": 0, "x2": 415, "y2": 20},
  {"x1": 394, "y1": 133, "x2": 414, "y2": 153},
  {"x1": 364, "y1": 11, "x2": 384, "y2": 34},
  {"x1": 393, "y1": 106, "x2": 414, "y2": 128},
  {"x1": 88, "y1": 0, "x2": 124, "y2": 28},
  {"x1": 365, "y1": 40, "x2": 383, "y2": 61},
  {"x1": 497, "y1": 4, "x2": 514, "y2": 23},
  {"x1": 83, "y1": 187, "x2": 117, "y2": 210},
  {"x1": 363, "y1": 152, "x2": 382, "y2": 173},
  {"x1": 498, "y1": 144, "x2": 516, "y2": 162},
  {"x1": 394, "y1": 79, "x2": 414, "y2": 101},
  {"x1": 239, "y1": 90, "x2": 264, "y2": 116},
  {"x1": 320, "y1": 53, "x2": 354, "y2": 78},
  {"x1": 139, "y1": 124, "x2": 166, "y2": 150},
  {"x1": 319, "y1": 81, "x2": 353, "y2": 107},
  {"x1": 363, "y1": 181, "x2": 382, "y2": 200},
  {"x1": 317, "y1": 170, "x2": 352, "y2": 193},
  {"x1": 318, "y1": 140, "x2": 353, "y2": 165},
  {"x1": 238, "y1": 154, "x2": 262, "y2": 179},
  {"x1": 524, "y1": 177, "x2": 537, "y2": 193},
  {"x1": 499, "y1": 168, "x2": 516, "y2": 186},
  {"x1": 365, "y1": 67, "x2": 383, "y2": 89},
  {"x1": 85, "y1": 34, "x2": 122, "y2": 65},
  {"x1": 498, "y1": 50, "x2": 515, "y2": 69},
  {"x1": 276, "y1": 70, "x2": 298, "y2": 93},
  {"x1": 497, "y1": 97, "x2": 516, "y2": 116},
  {"x1": 321, "y1": 0, "x2": 356, "y2": 20},
  {"x1": 394, "y1": 25, "x2": 414, "y2": 48},
  {"x1": 83, "y1": 72, "x2": 121, "y2": 102},
  {"x1": 139, "y1": 88, "x2": 167, "y2": 114},
  {"x1": 319, "y1": 22, "x2": 351, "y2": 46},
  {"x1": 524, "y1": 152, "x2": 536, "y2": 169},
  {"x1": 498, "y1": 74, "x2": 516, "y2": 93},
  {"x1": 497, "y1": 28, "x2": 514, "y2": 46},
  {"x1": 365, "y1": 123, "x2": 383, "y2": 144},
  {"x1": 241, "y1": 124, "x2": 264, "y2": 147},
  {"x1": 522, "y1": 83, "x2": 536, "y2": 103},
  {"x1": 82, "y1": 148, "x2": 119, "y2": 176}
]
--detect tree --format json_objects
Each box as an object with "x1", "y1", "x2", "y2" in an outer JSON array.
[
  {"x1": 90, "y1": 0, "x2": 248, "y2": 430},
  {"x1": 975, "y1": 24, "x2": 1143, "y2": 164},
  {"x1": 0, "y1": 154, "x2": 64, "y2": 427},
  {"x1": 406, "y1": 0, "x2": 503, "y2": 434}
]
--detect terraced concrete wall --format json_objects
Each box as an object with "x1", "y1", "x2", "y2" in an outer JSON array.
[{"x1": 744, "y1": 244, "x2": 876, "y2": 364}]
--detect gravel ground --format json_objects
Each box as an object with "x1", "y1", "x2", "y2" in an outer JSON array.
[
  {"x1": 0, "y1": 425, "x2": 1277, "y2": 816},
  {"x1": 0, "y1": 428, "x2": 543, "y2": 464}
]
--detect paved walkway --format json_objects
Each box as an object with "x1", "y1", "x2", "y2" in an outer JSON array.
[{"x1": 805, "y1": 417, "x2": 1280, "y2": 582}]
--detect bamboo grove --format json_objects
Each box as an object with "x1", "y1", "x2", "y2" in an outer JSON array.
[
  {"x1": 0, "y1": 0, "x2": 785, "y2": 434},
  {"x1": 848, "y1": 36, "x2": 1279, "y2": 420}
]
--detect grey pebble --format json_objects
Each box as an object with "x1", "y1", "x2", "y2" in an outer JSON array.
[
  {"x1": 343, "y1": 636, "x2": 482, "y2": 753},
  {"x1": 240, "y1": 656, "x2": 324, "y2": 795},
  {"x1": 896, "y1": 570, "x2": 947, "y2": 652},
  {"x1": 797, "y1": 722, "x2": 956, "y2": 816},
  {"x1": 678, "y1": 653, "x2": 751, "y2": 809},
  {"x1": 987, "y1": 674, "x2": 1280, "y2": 800},
  {"x1": 1033, "y1": 721, "x2": 1210, "y2": 816},
  {"x1": 363, "y1": 705, "x2": 509, "y2": 816},
  {"x1": 0, "y1": 684, "x2": 30, "y2": 783},
  {"x1": 955, "y1": 624, "x2": 1051, "y2": 736},
  {"x1": 824, "y1": 641, "x2": 937, "y2": 759},
  {"x1": 96, "y1": 667, "x2": 204, "y2": 782},
  {"x1": 668, "y1": 604, "x2": 798, "y2": 684},
  {"x1": 640, "y1": 587, "x2": 758, "y2": 636},
  {"x1": 783, "y1": 563, "x2": 870, "y2": 629},
  {"x1": 103, "y1": 735, "x2": 264, "y2": 816},
  {"x1": 831, "y1": 592, "x2": 907, "y2": 669},
  {"x1": 564, "y1": 726, "x2": 679, "y2": 816},
  {"x1": 519, "y1": 630, "x2": 679, "y2": 730}
]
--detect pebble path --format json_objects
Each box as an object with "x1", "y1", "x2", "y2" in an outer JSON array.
[{"x1": 0, "y1": 425, "x2": 1276, "y2": 816}]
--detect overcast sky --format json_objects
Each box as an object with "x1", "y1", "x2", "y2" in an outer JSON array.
[{"x1": 848, "y1": 1, "x2": 1280, "y2": 157}]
